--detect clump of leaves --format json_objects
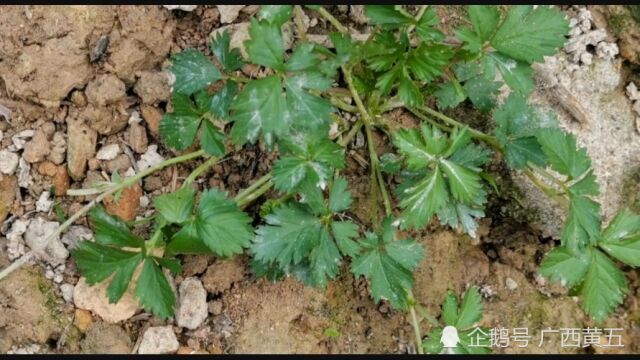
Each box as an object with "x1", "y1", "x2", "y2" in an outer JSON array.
[
  {"x1": 422, "y1": 287, "x2": 490, "y2": 354},
  {"x1": 69, "y1": 4, "x2": 634, "y2": 337}
]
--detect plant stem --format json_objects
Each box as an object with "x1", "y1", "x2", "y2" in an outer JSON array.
[
  {"x1": 0, "y1": 150, "x2": 206, "y2": 282},
  {"x1": 236, "y1": 179, "x2": 274, "y2": 209},
  {"x1": 329, "y1": 96, "x2": 358, "y2": 113},
  {"x1": 317, "y1": 6, "x2": 348, "y2": 34},
  {"x1": 183, "y1": 156, "x2": 219, "y2": 187},
  {"x1": 405, "y1": 107, "x2": 452, "y2": 133},
  {"x1": 234, "y1": 173, "x2": 273, "y2": 203},
  {"x1": 407, "y1": 5, "x2": 429, "y2": 34},
  {"x1": 410, "y1": 301, "x2": 425, "y2": 354}
]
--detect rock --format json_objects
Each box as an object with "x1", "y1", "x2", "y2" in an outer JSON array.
[
  {"x1": 127, "y1": 122, "x2": 148, "y2": 154},
  {"x1": 61, "y1": 225, "x2": 93, "y2": 249},
  {"x1": 24, "y1": 217, "x2": 68, "y2": 266},
  {"x1": 85, "y1": 74, "x2": 126, "y2": 107},
  {"x1": 73, "y1": 308, "x2": 94, "y2": 333},
  {"x1": 48, "y1": 132, "x2": 66, "y2": 165},
  {"x1": 596, "y1": 41, "x2": 619, "y2": 60},
  {"x1": 51, "y1": 165, "x2": 70, "y2": 196},
  {"x1": 176, "y1": 277, "x2": 208, "y2": 330},
  {"x1": 140, "y1": 105, "x2": 163, "y2": 137},
  {"x1": 81, "y1": 104, "x2": 129, "y2": 136},
  {"x1": 81, "y1": 322, "x2": 133, "y2": 354},
  {"x1": 16, "y1": 157, "x2": 31, "y2": 188},
  {"x1": 96, "y1": 144, "x2": 121, "y2": 161},
  {"x1": 505, "y1": 277, "x2": 518, "y2": 291},
  {"x1": 104, "y1": 184, "x2": 142, "y2": 221},
  {"x1": 138, "y1": 326, "x2": 180, "y2": 354},
  {"x1": 208, "y1": 300, "x2": 223, "y2": 316},
  {"x1": 60, "y1": 283, "x2": 75, "y2": 303},
  {"x1": 6, "y1": 218, "x2": 28, "y2": 260},
  {"x1": 627, "y1": 82, "x2": 640, "y2": 101},
  {"x1": 104, "y1": 154, "x2": 132, "y2": 174},
  {"x1": 73, "y1": 277, "x2": 139, "y2": 323},
  {"x1": 67, "y1": 118, "x2": 97, "y2": 180},
  {"x1": 137, "y1": 145, "x2": 164, "y2": 171},
  {"x1": 133, "y1": 71, "x2": 171, "y2": 104},
  {"x1": 0, "y1": 150, "x2": 19, "y2": 174},
  {"x1": 564, "y1": 29, "x2": 607, "y2": 53},
  {"x1": 35, "y1": 191, "x2": 53, "y2": 212},
  {"x1": 182, "y1": 255, "x2": 209, "y2": 277},
  {"x1": 164, "y1": 5, "x2": 197, "y2": 12},
  {"x1": 202, "y1": 259, "x2": 245, "y2": 294},
  {"x1": 37, "y1": 161, "x2": 57, "y2": 177},
  {"x1": 11, "y1": 129, "x2": 34, "y2": 150},
  {"x1": 217, "y1": 5, "x2": 244, "y2": 23}
]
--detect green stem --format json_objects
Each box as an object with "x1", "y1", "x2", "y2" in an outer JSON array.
[
  {"x1": 236, "y1": 179, "x2": 274, "y2": 209},
  {"x1": 317, "y1": 6, "x2": 348, "y2": 34},
  {"x1": 223, "y1": 74, "x2": 250, "y2": 83},
  {"x1": 407, "y1": 5, "x2": 429, "y2": 34},
  {"x1": 234, "y1": 173, "x2": 273, "y2": 203},
  {"x1": 404, "y1": 107, "x2": 452, "y2": 133},
  {"x1": 183, "y1": 156, "x2": 219, "y2": 187},
  {"x1": 329, "y1": 96, "x2": 358, "y2": 113},
  {"x1": 0, "y1": 149, "x2": 206, "y2": 282},
  {"x1": 145, "y1": 220, "x2": 167, "y2": 254}
]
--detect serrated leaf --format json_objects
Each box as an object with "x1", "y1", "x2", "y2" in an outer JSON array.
[
  {"x1": 165, "y1": 219, "x2": 215, "y2": 256},
  {"x1": 569, "y1": 171, "x2": 599, "y2": 197},
  {"x1": 437, "y1": 201, "x2": 486, "y2": 239},
  {"x1": 350, "y1": 218, "x2": 425, "y2": 309},
  {"x1": 486, "y1": 53, "x2": 534, "y2": 95},
  {"x1": 230, "y1": 75, "x2": 287, "y2": 146},
  {"x1": 169, "y1": 49, "x2": 222, "y2": 95},
  {"x1": 90, "y1": 205, "x2": 143, "y2": 248},
  {"x1": 154, "y1": 257, "x2": 183, "y2": 275},
  {"x1": 201, "y1": 121, "x2": 225, "y2": 156},
  {"x1": 441, "y1": 159, "x2": 483, "y2": 204},
  {"x1": 599, "y1": 209, "x2": 640, "y2": 266},
  {"x1": 397, "y1": 166, "x2": 448, "y2": 229},
  {"x1": 435, "y1": 82, "x2": 466, "y2": 109},
  {"x1": 468, "y1": 5, "x2": 500, "y2": 42},
  {"x1": 106, "y1": 252, "x2": 142, "y2": 303},
  {"x1": 456, "y1": 286, "x2": 483, "y2": 329},
  {"x1": 423, "y1": 328, "x2": 444, "y2": 354},
  {"x1": 416, "y1": 7, "x2": 444, "y2": 42},
  {"x1": 135, "y1": 258, "x2": 176, "y2": 319},
  {"x1": 442, "y1": 290, "x2": 459, "y2": 326},
  {"x1": 580, "y1": 248, "x2": 627, "y2": 322},
  {"x1": 258, "y1": 5, "x2": 292, "y2": 25},
  {"x1": 208, "y1": 81, "x2": 238, "y2": 120},
  {"x1": 539, "y1": 246, "x2": 590, "y2": 287},
  {"x1": 195, "y1": 188, "x2": 253, "y2": 257},
  {"x1": 245, "y1": 18, "x2": 284, "y2": 70},
  {"x1": 562, "y1": 196, "x2": 601, "y2": 250},
  {"x1": 285, "y1": 43, "x2": 321, "y2": 72},
  {"x1": 504, "y1": 137, "x2": 547, "y2": 169},
  {"x1": 463, "y1": 75, "x2": 500, "y2": 112},
  {"x1": 285, "y1": 80, "x2": 333, "y2": 132},
  {"x1": 332, "y1": 221, "x2": 361, "y2": 257},
  {"x1": 398, "y1": 71, "x2": 423, "y2": 107},
  {"x1": 160, "y1": 96, "x2": 202, "y2": 151},
  {"x1": 491, "y1": 5, "x2": 570, "y2": 64},
  {"x1": 309, "y1": 227, "x2": 342, "y2": 287},
  {"x1": 328, "y1": 177, "x2": 352, "y2": 213},
  {"x1": 71, "y1": 241, "x2": 141, "y2": 292},
  {"x1": 365, "y1": 5, "x2": 413, "y2": 27},
  {"x1": 211, "y1": 30, "x2": 244, "y2": 72},
  {"x1": 153, "y1": 187, "x2": 196, "y2": 224}
]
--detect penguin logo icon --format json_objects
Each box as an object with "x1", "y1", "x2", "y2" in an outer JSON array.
[{"x1": 440, "y1": 326, "x2": 460, "y2": 353}]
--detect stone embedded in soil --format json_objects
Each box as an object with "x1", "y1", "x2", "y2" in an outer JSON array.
[
  {"x1": 0, "y1": 175, "x2": 17, "y2": 223},
  {"x1": 73, "y1": 277, "x2": 139, "y2": 323},
  {"x1": 176, "y1": 277, "x2": 208, "y2": 330},
  {"x1": 80, "y1": 322, "x2": 133, "y2": 354},
  {"x1": 96, "y1": 144, "x2": 121, "y2": 161},
  {"x1": 217, "y1": 5, "x2": 244, "y2": 24},
  {"x1": 60, "y1": 283, "x2": 75, "y2": 303},
  {"x1": 140, "y1": 105, "x2": 163, "y2": 137},
  {"x1": 66, "y1": 118, "x2": 97, "y2": 181},
  {"x1": 202, "y1": 258, "x2": 245, "y2": 294},
  {"x1": 0, "y1": 150, "x2": 20, "y2": 175},
  {"x1": 137, "y1": 144, "x2": 164, "y2": 171},
  {"x1": 24, "y1": 217, "x2": 68, "y2": 267},
  {"x1": 104, "y1": 184, "x2": 142, "y2": 221},
  {"x1": 133, "y1": 71, "x2": 171, "y2": 105},
  {"x1": 85, "y1": 74, "x2": 126, "y2": 107},
  {"x1": 48, "y1": 132, "x2": 66, "y2": 165},
  {"x1": 51, "y1": 164, "x2": 70, "y2": 196},
  {"x1": 138, "y1": 326, "x2": 180, "y2": 354},
  {"x1": 81, "y1": 104, "x2": 130, "y2": 136},
  {"x1": 35, "y1": 191, "x2": 53, "y2": 213},
  {"x1": 127, "y1": 122, "x2": 148, "y2": 154},
  {"x1": 22, "y1": 129, "x2": 51, "y2": 163}
]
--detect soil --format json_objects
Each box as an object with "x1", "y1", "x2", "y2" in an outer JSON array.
[{"x1": 0, "y1": 5, "x2": 639, "y2": 355}]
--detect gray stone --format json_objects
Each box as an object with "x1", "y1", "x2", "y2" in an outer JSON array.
[
  {"x1": 24, "y1": 217, "x2": 67, "y2": 266},
  {"x1": 0, "y1": 150, "x2": 19, "y2": 175},
  {"x1": 176, "y1": 277, "x2": 208, "y2": 330},
  {"x1": 138, "y1": 326, "x2": 179, "y2": 354}
]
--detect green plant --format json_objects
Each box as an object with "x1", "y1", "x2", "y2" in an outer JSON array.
[
  {"x1": 422, "y1": 287, "x2": 491, "y2": 354},
  {"x1": 0, "y1": 4, "x2": 632, "y2": 354}
]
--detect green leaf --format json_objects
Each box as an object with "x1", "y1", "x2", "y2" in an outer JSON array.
[
  {"x1": 365, "y1": 5, "x2": 414, "y2": 27},
  {"x1": 423, "y1": 328, "x2": 443, "y2": 354},
  {"x1": 71, "y1": 241, "x2": 142, "y2": 301},
  {"x1": 328, "y1": 177, "x2": 352, "y2": 213},
  {"x1": 398, "y1": 71, "x2": 423, "y2": 107},
  {"x1": 456, "y1": 286, "x2": 483, "y2": 329},
  {"x1": 195, "y1": 189, "x2": 253, "y2": 257},
  {"x1": 580, "y1": 248, "x2": 627, "y2": 322},
  {"x1": 135, "y1": 258, "x2": 176, "y2": 320},
  {"x1": 201, "y1": 120, "x2": 225, "y2": 156},
  {"x1": 569, "y1": 171, "x2": 599, "y2": 197},
  {"x1": 486, "y1": 53, "x2": 534, "y2": 95},
  {"x1": 442, "y1": 290, "x2": 459, "y2": 326},
  {"x1": 350, "y1": 218, "x2": 425, "y2": 309},
  {"x1": 600, "y1": 208, "x2": 640, "y2": 244},
  {"x1": 285, "y1": 43, "x2": 321, "y2": 72},
  {"x1": 309, "y1": 227, "x2": 342, "y2": 287},
  {"x1": 272, "y1": 137, "x2": 344, "y2": 193},
  {"x1": 169, "y1": 49, "x2": 222, "y2": 95},
  {"x1": 153, "y1": 187, "x2": 196, "y2": 224},
  {"x1": 211, "y1": 30, "x2": 244, "y2": 72},
  {"x1": 258, "y1": 5, "x2": 293, "y2": 25},
  {"x1": 90, "y1": 205, "x2": 143, "y2": 248},
  {"x1": 434, "y1": 82, "x2": 466, "y2": 109},
  {"x1": 154, "y1": 257, "x2": 182, "y2": 275},
  {"x1": 332, "y1": 221, "x2": 361, "y2": 257},
  {"x1": 562, "y1": 196, "x2": 601, "y2": 250},
  {"x1": 600, "y1": 236, "x2": 640, "y2": 267},
  {"x1": 397, "y1": 166, "x2": 448, "y2": 229},
  {"x1": 285, "y1": 81, "x2": 333, "y2": 133},
  {"x1": 165, "y1": 220, "x2": 215, "y2": 256},
  {"x1": 491, "y1": 5, "x2": 570, "y2": 64},
  {"x1": 208, "y1": 81, "x2": 238, "y2": 120},
  {"x1": 230, "y1": 75, "x2": 287, "y2": 146},
  {"x1": 440, "y1": 159, "x2": 483, "y2": 204},
  {"x1": 539, "y1": 246, "x2": 590, "y2": 287},
  {"x1": 437, "y1": 201, "x2": 486, "y2": 239},
  {"x1": 468, "y1": 5, "x2": 500, "y2": 42},
  {"x1": 416, "y1": 7, "x2": 444, "y2": 42},
  {"x1": 160, "y1": 93, "x2": 203, "y2": 151},
  {"x1": 538, "y1": 129, "x2": 592, "y2": 179},
  {"x1": 245, "y1": 18, "x2": 284, "y2": 70},
  {"x1": 463, "y1": 75, "x2": 500, "y2": 112}
]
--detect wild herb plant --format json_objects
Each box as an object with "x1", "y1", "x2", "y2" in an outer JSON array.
[{"x1": 39, "y1": 5, "x2": 640, "y2": 352}]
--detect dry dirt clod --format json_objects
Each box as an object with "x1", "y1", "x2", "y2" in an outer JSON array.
[
  {"x1": 217, "y1": 5, "x2": 244, "y2": 24},
  {"x1": 23, "y1": 130, "x2": 51, "y2": 164},
  {"x1": 73, "y1": 308, "x2": 94, "y2": 333},
  {"x1": 66, "y1": 118, "x2": 97, "y2": 181},
  {"x1": 0, "y1": 150, "x2": 19, "y2": 175},
  {"x1": 133, "y1": 71, "x2": 171, "y2": 105},
  {"x1": 127, "y1": 122, "x2": 148, "y2": 154},
  {"x1": 140, "y1": 105, "x2": 163, "y2": 137},
  {"x1": 176, "y1": 277, "x2": 208, "y2": 330},
  {"x1": 0, "y1": 175, "x2": 17, "y2": 222},
  {"x1": 73, "y1": 277, "x2": 139, "y2": 323},
  {"x1": 103, "y1": 184, "x2": 142, "y2": 221},
  {"x1": 137, "y1": 326, "x2": 180, "y2": 354},
  {"x1": 202, "y1": 258, "x2": 245, "y2": 294},
  {"x1": 80, "y1": 322, "x2": 133, "y2": 354}
]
